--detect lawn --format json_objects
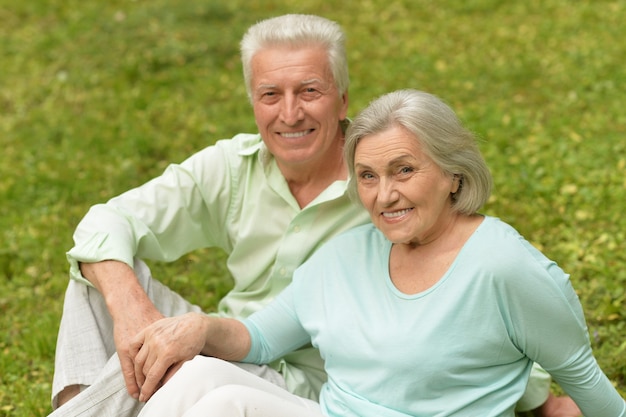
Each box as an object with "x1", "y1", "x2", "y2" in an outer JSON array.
[{"x1": 1, "y1": 0, "x2": 624, "y2": 415}]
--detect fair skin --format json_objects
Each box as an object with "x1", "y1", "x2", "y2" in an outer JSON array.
[
  {"x1": 251, "y1": 45, "x2": 349, "y2": 207},
  {"x1": 354, "y1": 125, "x2": 481, "y2": 294},
  {"x1": 58, "y1": 44, "x2": 350, "y2": 405}
]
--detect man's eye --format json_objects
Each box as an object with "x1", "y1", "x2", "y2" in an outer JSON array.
[
  {"x1": 257, "y1": 91, "x2": 279, "y2": 103},
  {"x1": 302, "y1": 87, "x2": 321, "y2": 98}
]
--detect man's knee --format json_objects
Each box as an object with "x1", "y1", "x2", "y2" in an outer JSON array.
[{"x1": 55, "y1": 384, "x2": 84, "y2": 409}]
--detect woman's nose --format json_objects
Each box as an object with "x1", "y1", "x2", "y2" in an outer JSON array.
[{"x1": 378, "y1": 177, "x2": 399, "y2": 205}]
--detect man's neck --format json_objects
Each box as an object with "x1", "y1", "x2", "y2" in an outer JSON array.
[{"x1": 281, "y1": 154, "x2": 347, "y2": 209}]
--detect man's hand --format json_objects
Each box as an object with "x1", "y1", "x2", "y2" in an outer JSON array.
[{"x1": 130, "y1": 312, "x2": 210, "y2": 402}]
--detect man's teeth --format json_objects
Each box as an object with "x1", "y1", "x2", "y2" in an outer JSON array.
[
  {"x1": 382, "y1": 209, "x2": 412, "y2": 218},
  {"x1": 281, "y1": 130, "x2": 310, "y2": 138}
]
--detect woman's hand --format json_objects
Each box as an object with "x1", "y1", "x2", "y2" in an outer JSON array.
[{"x1": 130, "y1": 312, "x2": 210, "y2": 402}]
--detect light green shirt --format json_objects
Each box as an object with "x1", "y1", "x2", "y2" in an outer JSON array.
[{"x1": 66, "y1": 133, "x2": 370, "y2": 399}]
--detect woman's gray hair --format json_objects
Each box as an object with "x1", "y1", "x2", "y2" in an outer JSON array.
[
  {"x1": 344, "y1": 89, "x2": 493, "y2": 215},
  {"x1": 240, "y1": 14, "x2": 349, "y2": 101}
]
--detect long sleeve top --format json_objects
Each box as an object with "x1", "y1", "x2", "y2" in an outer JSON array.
[
  {"x1": 243, "y1": 217, "x2": 626, "y2": 417},
  {"x1": 65, "y1": 133, "x2": 370, "y2": 399}
]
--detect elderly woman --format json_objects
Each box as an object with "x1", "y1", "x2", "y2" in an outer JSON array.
[{"x1": 136, "y1": 90, "x2": 625, "y2": 417}]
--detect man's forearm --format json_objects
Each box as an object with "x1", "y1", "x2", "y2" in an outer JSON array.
[
  {"x1": 80, "y1": 259, "x2": 165, "y2": 400},
  {"x1": 79, "y1": 260, "x2": 158, "y2": 322}
]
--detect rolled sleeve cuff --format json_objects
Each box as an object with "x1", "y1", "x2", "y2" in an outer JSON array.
[{"x1": 66, "y1": 232, "x2": 136, "y2": 287}]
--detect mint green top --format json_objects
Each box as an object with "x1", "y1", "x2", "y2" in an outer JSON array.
[
  {"x1": 65, "y1": 133, "x2": 370, "y2": 399},
  {"x1": 244, "y1": 219, "x2": 626, "y2": 416}
]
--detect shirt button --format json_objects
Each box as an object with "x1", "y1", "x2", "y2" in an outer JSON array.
[
  {"x1": 293, "y1": 225, "x2": 301, "y2": 233},
  {"x1": 280, "y1": 267, "x2": 287, "y2": 276}
]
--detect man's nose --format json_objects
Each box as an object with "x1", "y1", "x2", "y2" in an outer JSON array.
[{"x1": 280, "y1": 95, "x2": 304, "y2": 125}]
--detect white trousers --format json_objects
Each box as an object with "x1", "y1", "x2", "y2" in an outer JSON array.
[
  {"x1": 48, "y1": 260, "x2": 286, "y2": 417},
  {"x1": 138, "y1": 357, "x2": 323, "y2": 417}
]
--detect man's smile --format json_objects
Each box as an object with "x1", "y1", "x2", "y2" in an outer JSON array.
[{"x1": 280, "y1": 129, "x2": 314, "y2": 138}]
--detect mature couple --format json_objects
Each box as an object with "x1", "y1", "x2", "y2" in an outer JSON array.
[{"x1": 49, "y1": 14, "x2": 624, "y2": 417}]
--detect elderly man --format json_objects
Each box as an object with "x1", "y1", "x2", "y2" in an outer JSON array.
[{"x1": 49, "y1": 14, "x2": 579, "y2": 417}]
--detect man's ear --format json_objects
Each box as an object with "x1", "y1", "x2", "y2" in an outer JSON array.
[{"x1": 339, "y1": 91, "x2": 349, "y2": 120}]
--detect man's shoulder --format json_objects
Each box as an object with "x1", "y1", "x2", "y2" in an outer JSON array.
[
  {"x1": 180, "y1": 133, "x2": 262, "y2": 172},
  {"x1": 214, "y1": 133, "x2": 263, "y2": 156}
]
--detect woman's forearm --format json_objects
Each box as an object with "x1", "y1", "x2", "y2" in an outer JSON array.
[{"x1": 201, "y1": 316, "x2": 252, "y2": 362}]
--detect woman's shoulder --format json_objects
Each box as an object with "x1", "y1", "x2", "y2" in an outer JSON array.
[
  {"x1": 467, "y1": 216, "x2": 563, "y2": 282},
  {"x1": 472, "y1": 216, "x2": 527, "y2": 249}
]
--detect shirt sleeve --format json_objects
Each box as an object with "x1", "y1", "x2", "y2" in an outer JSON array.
[
  {"x1": 241, "y1": 285, "x2": 312, "y2": 364},
  {"x1": 66, "y1": 142, "x2": 235, "y2": 285},
  {"x1": 500, "y1": 239, "x2": 626, "y2": 416}
]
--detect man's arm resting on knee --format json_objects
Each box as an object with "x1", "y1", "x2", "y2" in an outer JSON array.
[{"x1": 80, "y1": 260, "x2": 165, "y2": 399}]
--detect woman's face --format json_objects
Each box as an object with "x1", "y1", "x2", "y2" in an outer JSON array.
[{"x1": 354, "y1": 125, "x2": 459, "y2": 246}]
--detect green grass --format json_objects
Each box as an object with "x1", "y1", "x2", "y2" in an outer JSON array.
[{"x1": 1, "y1": 0, "x2": 624, "y2": 415}]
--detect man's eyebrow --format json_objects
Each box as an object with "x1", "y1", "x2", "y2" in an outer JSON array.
[
  {"x1": 254, "y1": 78, "x2": 329, "y2": 93},
  {"x1": 256, "y1": 84, "x2": 277, "y2": 90},
  {"x1": 301, "y1": 78, "x2": 324, "y2": 85}
]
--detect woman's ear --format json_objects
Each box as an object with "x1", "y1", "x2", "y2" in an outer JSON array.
[{"x1": 451, "y1": 174, "x2": 462, "y2": 194}]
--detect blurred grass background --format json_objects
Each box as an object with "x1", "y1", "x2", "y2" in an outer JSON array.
[{"x1": 1, "y1": 0, "x2": 624, "y2": 415}]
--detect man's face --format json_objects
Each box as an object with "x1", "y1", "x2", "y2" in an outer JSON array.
[{"x1": 250, "y1": 45, "x2": 348, "y2": 172}]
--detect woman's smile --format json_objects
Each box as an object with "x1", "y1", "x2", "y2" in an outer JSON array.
[{"x1": 381, "y1": 208, "x2": 414, "y2": 219}]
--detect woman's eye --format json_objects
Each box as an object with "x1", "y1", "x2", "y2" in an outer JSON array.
[{"x1": 399, "y1": 166, "x2": 413, "y2": 174}]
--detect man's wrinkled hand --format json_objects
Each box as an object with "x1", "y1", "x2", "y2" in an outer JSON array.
[{"x1": 129, "y1": 312, "x2": 209, "y2": 402}]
